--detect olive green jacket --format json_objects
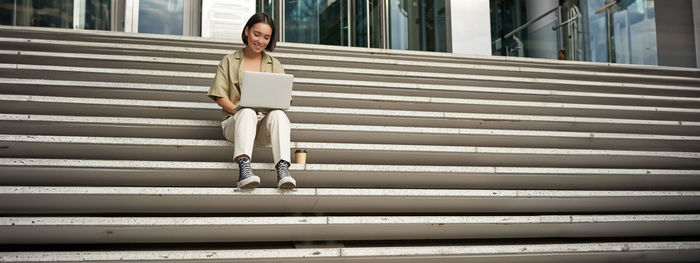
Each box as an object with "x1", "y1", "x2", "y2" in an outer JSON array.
[{"x1": 207, "y1": 49, "x2": 285, "y2": 120}]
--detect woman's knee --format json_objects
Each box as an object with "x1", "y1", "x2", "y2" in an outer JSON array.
[
  {"x1": 234, "y1": 108, "x2": 257, "y2": 120},
  {"x1": 236, "y1": 108, "x2": 256, "y2": 116},
  {"x1": 268, "y1": 110, "x2": 290, "y2": 124}
]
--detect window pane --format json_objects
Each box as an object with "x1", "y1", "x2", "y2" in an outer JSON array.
[
  {"x1": 13, "y1": 0, "x2": 73, "y2": 28},
  {"x1": 138, "y1": 0, "x2": 183, "y2": 35},
  {"x1": 285, "y1": 0, "x2": 320, "y2": 44},
  {"x1": 0, "y1": 0, "x2": 13, "y2": 25},
  {"x1": 582, "y1": 0, "x2": 610, "y2": 62},
  {"x1": 610, "y1": 0, "x2": 657, "y2": 65},
  {"x1": 260, "y1": 0, "x2": 274, "y2": 18},
  {"x1": 388, "y1": 0, "x2": 447, "y2": 52},
  {"x1": 319, "y1": 0, "x2": 345, "y2": 45},
  {"x1": 369, "y1": 0, "x2": 381, "y2": 48},
  {"x1": 285, "y1": 0, "x2": 367, "y2": 47},
  {"x1": 353, "y1": 0, "x2": 367, "y2": 47},
  {"x1": 84, "y1": 0, "x2": 111, "y2": 30}
]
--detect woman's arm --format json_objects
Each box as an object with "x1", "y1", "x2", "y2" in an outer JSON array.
[{"x1": 215, "y1": 96, "x2": 239, "y2": 115}]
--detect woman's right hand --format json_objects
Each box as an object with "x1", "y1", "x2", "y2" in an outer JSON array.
[{"x1": 215, "y1": 96, "x2": 239, "y2": 115}]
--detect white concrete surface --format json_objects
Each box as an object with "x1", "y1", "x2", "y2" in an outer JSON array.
[
  {"x1": 2, "y1": 134, "x2": 698, "y2": 159},
  {"x1": 449, "y1": 0, "x2": 492, "y2": 56},
  {"x1": 2, "y1": 215, "x2": 699, "y2": 244},
  {"x1": 0, "y1": 242, "x2": 699, "y2": 262},
  {"x1": 2, "y1": 158, "x2": 698, "y2": 189},
  {"x1": 5, "y1": 77, "x2": 700, "y2": 105},
  {"x1": 5, "y1": 59, "x2": 699, "y2": 92},
  {"x1": 1, "y1": 186, "x2": 699, "y2": 213},
  {"x1": 4, "y1": 95, "x2": 699, "y2": 129},
  {"x1": 5, "y1": 113, "x2": 700, "y2": 142}
]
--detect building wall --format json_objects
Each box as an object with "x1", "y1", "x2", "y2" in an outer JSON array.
[
  {"x1": 655, "y1": 0, "x2": 697, "y2": 68},
  {"x1": 448, "y1": 0, "x2": 491, "y2": 56},
  {"x1": 201, "y1": 0, "x2": 255, "y2": 41}
]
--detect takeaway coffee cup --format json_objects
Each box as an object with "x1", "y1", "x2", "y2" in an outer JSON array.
[{"x1": 295, "y1": 149, "x2": 307, "y2": 164}]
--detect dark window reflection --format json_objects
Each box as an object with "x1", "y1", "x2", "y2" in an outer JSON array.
[
  {"x1": 2, "y1": 0, "x2": 73, "y2": 28},
  {"x1": 284, "y1": 0, "x2": 368, "y2": 48},
  {"x1": 389, "y1": 0, "x2": 446, "y2": 52},
  {"x1": 285, "y1": 0, "x2": 319, "y2": 44},
  {"x1": 85, "y1": 0, "x2": 111, "y2": 30},
  {"x1": 0, "y1": 0, "x2": 14, "y2": 25}
]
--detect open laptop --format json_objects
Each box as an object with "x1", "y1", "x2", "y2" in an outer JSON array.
[{"x1": 239, "y1": 71, "x2": 294, "y2": 111}]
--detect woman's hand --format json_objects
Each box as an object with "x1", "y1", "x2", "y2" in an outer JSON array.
[{"x1": 215, "y1": 97, "x2": 239, "y2": 115}]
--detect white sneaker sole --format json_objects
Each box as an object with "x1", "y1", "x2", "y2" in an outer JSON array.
[
  {"x1": 237, "y1": 175, "x2": 261, "y2": 189},
  {"x1": 277, "y1": 176, "x2": 296, "y2": 189}
]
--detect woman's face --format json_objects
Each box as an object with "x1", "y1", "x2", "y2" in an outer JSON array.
[{"x1": 245, "y1": 22, "x2": 272, "y2": 53}]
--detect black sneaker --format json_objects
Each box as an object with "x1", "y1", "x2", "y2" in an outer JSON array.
[
  {"x1": 275, "y1": 160, "x2": 296, "y2": 189},
  {"x1": 237, "y1": 157, "x2": 260, "y2": 189}
]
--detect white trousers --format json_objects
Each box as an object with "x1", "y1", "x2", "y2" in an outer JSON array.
[{"x1": 221, "y1": 108, "x2": 291, "y2": 164}]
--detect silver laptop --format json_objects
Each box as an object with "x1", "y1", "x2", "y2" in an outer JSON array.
[{"x1": 240, "y1": 71, "x2": 294, "y2": 111}]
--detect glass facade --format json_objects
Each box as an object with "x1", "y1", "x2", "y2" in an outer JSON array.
[
  {"x1": 0, "y1": 0, "x2": 111, "y2": 30},
  {"x1": 84, "y1": 0, "x2": 111, "y2": 30},
  {"x1": 283, "y1": 0, "x2": 370, "y2": 47},
  {"x1": 490, "y1": 0, "x2": 659, "y2": 65},
  {"x1": 138, "y1": 0, "x2": 184, "y2": 35},
  {"x1": 388, "y1": 0, "x2": 446, "y2": 52},
  {"x1": 0, "y1": 0, "x2": 74, "y2": 28},
  {"x1": 262, "y1": 0, "x2": 444, "y2": 51},
  {"x1": 0, "y1": 0, "x2": 671, "y2": 65}
]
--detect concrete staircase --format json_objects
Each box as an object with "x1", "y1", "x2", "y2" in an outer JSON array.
[{"x1": 0, "y1": 26, "x2": 699, "y2": 262}]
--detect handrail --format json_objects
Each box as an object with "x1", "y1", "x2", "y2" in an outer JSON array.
[
  {"x1": 492, "y1": 6, "x2": 560, "y2": 45},
  {"x1": 595, "y1": 0, "x2": 619, "y2": 14},
  {"x1": 552, "y1": 14, "x2": 580, "y2": 30}
]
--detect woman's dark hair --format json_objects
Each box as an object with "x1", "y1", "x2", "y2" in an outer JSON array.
[{"x1": 242, "y1": 12, "x2": 277, "y2": 52}]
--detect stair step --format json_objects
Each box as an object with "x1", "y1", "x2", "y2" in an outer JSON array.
[
  {"x1": 2, "y1": 95, "x2": 698, "y2": 134},
  {"x1": 2, "y1": 134, "x2": 698, "y2": 167},
  {"x1": 3, "y1": 35, "x2": 700, "y2": 85},
  {"x1": 3, "y1": 61, "x2": 699, "y2": 96},
  {"x1": 2, "y1": 114, "x2": 698, "y2": 149},
  {"x1": 1, "y1": 186, "x2": 699, "y2": 213},
  {"x1": 4, "y1": 26, "x2": 699, "y2": 76},
  {"x1": 0, "y1": 241, "x2": 698, "y2": 262},
  {"x1": 4, "y1": 78, "x2": 700, "y2": 108},
  {"x1": 2, "y1": 159, "x2": 698, "y2": 189},
  {"x1": 2, "y1": 215, "x2": 699, "y2": 244}
]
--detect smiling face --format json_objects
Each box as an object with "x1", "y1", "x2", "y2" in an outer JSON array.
[{"x1": 244, "y1": 22, "x2": 273, "y2": 53}]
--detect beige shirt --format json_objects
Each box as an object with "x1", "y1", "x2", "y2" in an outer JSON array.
[{"x1": 207, "y1": 49, "x2": 286, "y2": 120}]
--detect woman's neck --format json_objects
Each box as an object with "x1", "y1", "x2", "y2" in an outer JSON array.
[{"x1": 243, "y1": 46, "x2": 262, "y2": 60}]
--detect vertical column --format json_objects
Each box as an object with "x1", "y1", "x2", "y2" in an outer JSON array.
[
  {"x1": 123, "y1": 0, "x2": 139, "y2": 33},
  {"x1": 73, "y1": 0, "x2": 86, "y2": 29},
  {"x1": 448, "y1": 0, "x2": 491, "y2": 56},
  {"x1": 183, "y1": 0, "x2": 201, "y2": 36}
]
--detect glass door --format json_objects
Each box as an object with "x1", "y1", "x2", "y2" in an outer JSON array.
[
  {"x1": 124, "y1": 0, "x2": 200, "y2": 36},
  {"x1": 263, "y1": 0, "x2": 368, "y2": 47},
  {"x1": 388, "y1": 0, "x2": 447, "y2": 52}
]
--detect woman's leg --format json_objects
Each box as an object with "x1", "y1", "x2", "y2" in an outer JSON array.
[
  {"x1": 223, "y1": 108, "x2": 258, "y2": 161},
  {"x1": 222, "y1": 108, "x2": 260, "y2": 188},
  {"x1": 257, "y1": 110, "x2": 291, "y2": 164},
  {"x1": 258, "y1": 110, "x2": 295, "y2": 189}
]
